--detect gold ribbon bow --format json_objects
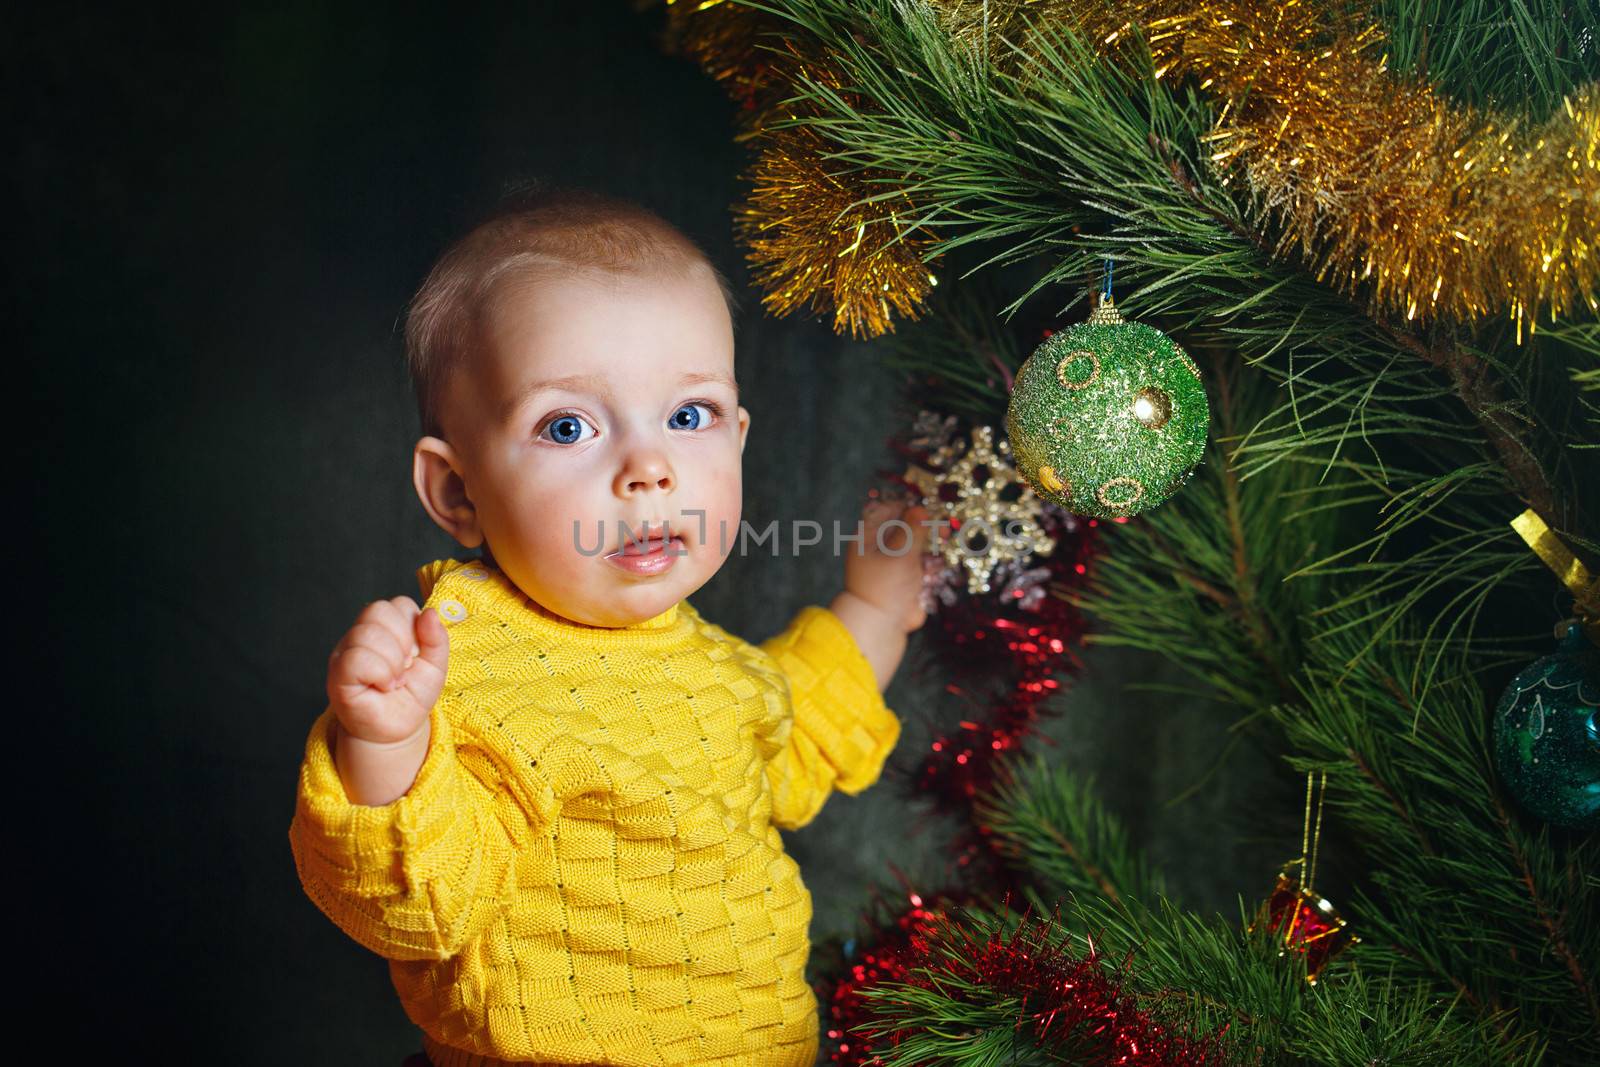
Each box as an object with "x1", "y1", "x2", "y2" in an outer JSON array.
[{"x1": 1510, "y1": 509, "x2": 1600, "y2": 644}]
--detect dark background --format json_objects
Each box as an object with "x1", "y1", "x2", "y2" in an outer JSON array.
[{"x1": 19, "y1": 4, "x2": 1286, "y2": 1062}]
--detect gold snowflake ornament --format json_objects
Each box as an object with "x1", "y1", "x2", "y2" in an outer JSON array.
[{"x1": 904, "y1": 423, "x2": 1058, "y2": 596}]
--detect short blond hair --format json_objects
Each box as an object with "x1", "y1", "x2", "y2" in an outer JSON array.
[{"x1": 404, "y1": 185, "x2": 738, "y2": 439}]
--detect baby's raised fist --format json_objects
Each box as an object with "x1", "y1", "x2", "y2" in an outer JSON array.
[
  {"x1": 845, "y1": 498, "x2": 934, "y2": 634},
  {"x1": 326, "y1": 596, "x2": 450, "y2": 745}
]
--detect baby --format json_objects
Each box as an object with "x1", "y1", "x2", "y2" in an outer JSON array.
[{"x1": 288, "y1": 187, "x2": 930, "y2": 1067}]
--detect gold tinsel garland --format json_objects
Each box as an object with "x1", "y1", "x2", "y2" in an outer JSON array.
[
  {"x1": 932, "y1": 0, "x2": 1600, "y2": 335},
  {"x1": 660, "y1": 0, "x2": 940, "y2": 337},
  {"x1": 659, "y1": 0, "x2": 1597, "y2": 339},
  {"x1": 657, "y1": 0, "x2": 782, "y2": 130},
  {"x1": 736, "y1": 126, "x2": 939, "y2": 337}
]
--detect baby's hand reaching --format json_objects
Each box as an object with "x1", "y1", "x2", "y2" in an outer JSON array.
[
  {"x1": 844, "y1": 498, "x2": 934, "y2": 634},
  {"x1": 327, "y1": 597, "x2": 450, "y2": 746}
]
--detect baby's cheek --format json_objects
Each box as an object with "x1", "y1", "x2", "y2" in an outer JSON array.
[
  {"x1": 521, "y1": 511, "x2": 590, "y2": 582},
  {"x1": 710, "y1": 485, "x2": 743, "y2": 541}
]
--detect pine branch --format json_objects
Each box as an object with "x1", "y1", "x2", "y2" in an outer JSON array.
[
  {"x1": 966, "y1": 764, "x2": 1555, "y2": 1062},
  {"x1": 1280, "y1": 607, "x2": 1600, "y2": 1057},
  {"x1": 1376, "y1": 323, "x2": 1560, "y2": 522},
  {"x1": 753, "y1": 0, "x2": 1592, "y2": 671},
  {"x1": 1376, "y1": 0, "x2": 1600, "y2": 114},
  {"x1": 978, "y1": 757, "x2": 1164, "y2": 908},
  {"x1": 1067, "y1": 356, "x2": 1348, "y2": 717},
  {"x1": 1490, "y1": 789, "x2": 1600, "y2": 1027},
  {"x1": 1342, "y1": 743, "x2": 1437, "y2": 861},
  {"x1": 1211, "y1": 355, "x2": 1288, "y2": 697},
  {"x1": 1152, "y1": 129, "x2": 1564, "y2": 527},
  {"x1": 702, "y1": 4, "x2": 1600, "y2": 1060}
]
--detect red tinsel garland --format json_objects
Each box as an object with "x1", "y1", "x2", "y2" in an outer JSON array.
[
  {"x1": 821, "y1": 889, "x2": 960, "y2": 1064},
  {"x1": 867, "y1": 910, "x2": 1234, "y2": 1067},
  {"x1": 890, "y1": 451, "x2": 1103, "y2": 876},
  {"x1": 820, "y1": 427, "x2": 1106, "y2": 1064}
]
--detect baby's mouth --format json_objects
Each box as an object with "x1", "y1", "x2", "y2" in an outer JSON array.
[{"x1": 608, "y1": 533, "x2": 686, "y2": 558}]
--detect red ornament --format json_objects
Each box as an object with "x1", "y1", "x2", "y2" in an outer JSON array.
[
  {"x1": 1252, "y1": 773, "x2": 1359, "y2": 984},
  {"x1": 1257, "y1": 869, "x2": 1358, "y2": 984}
]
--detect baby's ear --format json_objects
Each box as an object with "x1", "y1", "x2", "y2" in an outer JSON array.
[
  {"x1": 412, "y1": 437, "x2": 482, "y2": 548},
  {"x1": 737, "y1": 405, "x2": 751, "y2": 455}
]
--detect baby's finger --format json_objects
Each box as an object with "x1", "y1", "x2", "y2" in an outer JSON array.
[
  {"x1": 412, "y1": 606, "x2": 450, "y2": 674},
  {"x1": 361, "y1": 597, "x2": 420, "y2": 650},
  {"x1": 328, "y1": 621, "x2": 385, "y2": 667},
  {"x1": 875, "y1": 514, "x2": 919, "y2": 555},
  {"x1": 868, "y1": 496, "x2": 914, "y2": 533},
  {"x1": 350, "y1": 601, "x2": 419, "y2": 671},
  {"x1": 854, "y1": 500, "x2": 894, "y2": 552},
  {"x1": 904, "y1": 506, "x2": 934, "y2": 551},
  {"x1": 389, "y1": 596, "x2": 424, "y2": 663},
  {"x1": 387, "y1": 596, "x2": 421, "y2": 625},
  {"x1": 343, "y1": 621, "x2": 409, "y2": 683},
  {"x1": 330, "y1": 643, "x2": 403, "y2": 698}
]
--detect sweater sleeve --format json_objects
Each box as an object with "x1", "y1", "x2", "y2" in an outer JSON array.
[
  {"x1": 287, "y1": 699, "x2": 521, "y2": 962},
  {"x1": 757, "y1": 604, "x2": 902, "y2": 830}
]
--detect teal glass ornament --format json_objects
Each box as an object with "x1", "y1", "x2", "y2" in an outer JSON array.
[
  {"x1": 1492, "y1": 623, "x2": 1599, "y2": 830},
  {"x1": 1005, "y1": 297, "x2": 1209, "y2": 519}
]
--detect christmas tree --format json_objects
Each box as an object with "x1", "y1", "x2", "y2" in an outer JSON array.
[{"x1": 647, "y1": 1, "x2": 1598, "y2": 1063}]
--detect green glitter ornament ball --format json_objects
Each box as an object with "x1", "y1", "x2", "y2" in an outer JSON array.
[
  {"x1": 1492, "y1": 623, "x2": 1599, "y2": 830},
  {"x1": 1006, "y1": 298, "x2": 1209, "y2": 519}
]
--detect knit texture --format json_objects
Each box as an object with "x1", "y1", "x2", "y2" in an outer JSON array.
[{"x1": 289, "y1": 558, "x2": 901, "y2": 1066}]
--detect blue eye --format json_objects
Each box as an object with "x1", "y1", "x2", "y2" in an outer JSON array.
[
  {"x1": 669, "y1": 402, "x2": 716, "y2": 431},
  {"x1": 539, "y1": 412, "x2": 596, "y2": 445}
]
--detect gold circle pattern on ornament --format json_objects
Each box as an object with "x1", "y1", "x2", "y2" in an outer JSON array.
[
  {"x1": 1056, "y1": 349, "x2": 1101, "y2": 390},
  {"x1": 1131, "y1": 386, "x2": 1173, "y2": 430},
  {"x1": 1096, "y1": 476, "x2": 1145, "y2": 512}
]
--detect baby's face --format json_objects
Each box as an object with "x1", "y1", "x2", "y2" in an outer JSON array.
[{"x1": 437, "y1": 264, "x2": 749, "y2": 627}]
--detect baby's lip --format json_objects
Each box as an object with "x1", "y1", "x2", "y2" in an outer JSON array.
[
  {"x1": 620, "y1": 519, "x2": 671, "y2": 540},
  {"x1": 606, "y1": 524, "x2": 688, "y2": 557}
]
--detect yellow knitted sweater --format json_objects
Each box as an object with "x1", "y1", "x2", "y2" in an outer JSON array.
[{"x1": 289, "y1": 558, "x2": 901, "y2": 1067}]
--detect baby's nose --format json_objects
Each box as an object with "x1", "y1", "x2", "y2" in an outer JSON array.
[
  {"x1": 623, "y1": 471, "x2": 674, "y2": 493},
  {"x1": 615, "y1": 449, "x2": 676, "y2": 496},
  {"x1": 604, "y1": 438, "x2": 668, "y2": 495}
]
